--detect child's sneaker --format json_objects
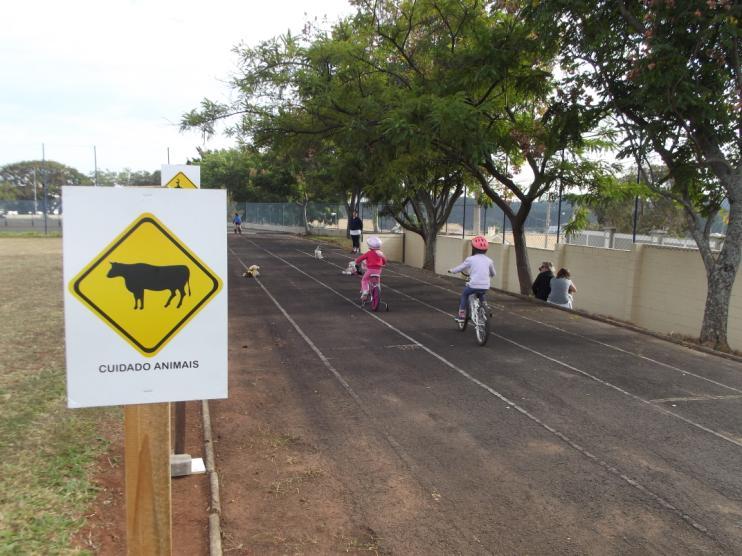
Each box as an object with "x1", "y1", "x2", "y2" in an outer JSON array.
[{"x1": 454, "y1": 309, "x2": 466, "y2": 323}]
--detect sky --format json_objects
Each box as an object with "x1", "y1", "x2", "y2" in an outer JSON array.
[{"x1": 0, "y1": 0, "x2": 354, "y2": 176}]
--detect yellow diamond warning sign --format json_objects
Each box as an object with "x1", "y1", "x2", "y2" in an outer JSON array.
[
  {"x1": 165, "y1": 171, "x2": 197, "y2": 189},
  {"x1": 69, "y1": 213, "x2": 222, "y2": 357}
]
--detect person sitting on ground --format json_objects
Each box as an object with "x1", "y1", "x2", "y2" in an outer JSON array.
[
  {"x1": 232, "y1": 212, "x2": 242, "y2": 235},
  {"x1": 547, "y1": 268, "x2": 577, "y2": 309},
  {"x1": 531, "y1": 261, "x2": 555, "y2": 301},
  {"x1": 355, "y1": 236, "x2": 386, "y2": 301},
  {"x1": 448, "y1": 235, "x2": 496, "y2": 322},
  {"x1": 349, "y1": 210, "x2": 363, "y2": 254}
]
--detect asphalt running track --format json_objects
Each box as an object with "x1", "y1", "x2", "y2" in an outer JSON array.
[{"x1": 226, "y1": 232, "x2": 742, "y2": 554}]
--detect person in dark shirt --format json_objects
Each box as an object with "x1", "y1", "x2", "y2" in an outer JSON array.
[
  {"x1": 531, "y1": 261, "x2": 554, "y2": 301},
  {"x1": 349, "y1": 210, "x2": 363, "y2": 254}
]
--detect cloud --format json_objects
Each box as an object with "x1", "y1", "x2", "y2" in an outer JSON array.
[{"x1": 0, "y1": 0, "x2": 353, "y2": 173}]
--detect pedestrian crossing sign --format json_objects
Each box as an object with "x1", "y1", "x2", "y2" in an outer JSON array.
[{"x1": 165, "y1": 172, "x2": 198, "y2": 189}]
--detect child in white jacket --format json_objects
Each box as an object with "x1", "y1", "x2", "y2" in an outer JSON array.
[{"x1": 449, "y1": 236, "x2": 496, "y2": 321}]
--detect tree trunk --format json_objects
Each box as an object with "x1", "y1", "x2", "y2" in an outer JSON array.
[
  {"x1": 510, "y1": 217, "x2": 533, "y2": 295},
  {"x1": 698, "y1": 194, "x2": 742, "y2": 351},
  {"x1": 423, "y1": 228, "x2": 437, "y2": 271},
  {"x1": 700, "y1": 262, "x2": 737, "y2": 351},
  {"x1": 302, "y1": 201, "x2": 310, "y2": 235}
]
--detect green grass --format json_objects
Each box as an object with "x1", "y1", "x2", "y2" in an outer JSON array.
[
  {"x1": 0, "y1": 231, "x2": 63, "y2": 238},
  {"x1": 0, "y1": 238, "x2": 118, "y2": 554}
]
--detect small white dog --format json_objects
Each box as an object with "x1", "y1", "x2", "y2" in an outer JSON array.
[
  {"x1": 314, "y1": 246, "x2": 323, "y2": 259},
  {"x1": 242, "y1": 264, "x2": 260, "y2": 278},
  {"x1": 341, "y1": 260, "x2": 357, "y2": 275}
]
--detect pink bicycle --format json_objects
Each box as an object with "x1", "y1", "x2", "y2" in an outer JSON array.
[{"x1": 356, "y1": 264, "x2": 389, "y2": 312}]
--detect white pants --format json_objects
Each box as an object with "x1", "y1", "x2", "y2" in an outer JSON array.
[{"x1": 548, "y1": 297, "x2": 573, "y2": 309}]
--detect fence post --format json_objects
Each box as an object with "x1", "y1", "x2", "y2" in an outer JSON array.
[
  {"x1": 473, "y1": 204, "x2": 481, "y2": 235},
  {"x1": 555, "y1": 242, "x2": 567, "y2": 273},
  {"x1": 632, "y1": 196, "x2": 640, "y2": 243},
  {"x1": 462, "y1": 188, "x2": 467, "y2": 239},
  {"x1": 623, "y1": 243, "x2": 645, "y2": 322},
  {"x1": 604, "y1": 227, "x2": 616, "y2": 249},
  {"x1": 498, "y1": 244, "x2": 511, "y2": 291},
  {"x1": 556, "y1": 183, "x2": 563, "y2": 244},
  {"x1": 651, "y1": 230, "x2": 667, "y2": 245}
]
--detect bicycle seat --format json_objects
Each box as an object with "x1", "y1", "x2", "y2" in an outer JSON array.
[{"x1": 368, "y1": 273, "x2": 381, "y2": 278}]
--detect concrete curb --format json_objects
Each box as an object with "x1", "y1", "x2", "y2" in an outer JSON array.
[{"x1": 201, "y1": 400, "x2": 223, "y2": 556}]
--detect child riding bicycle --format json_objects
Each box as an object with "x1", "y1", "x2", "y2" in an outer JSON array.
[
  {"x1": 232, "y1": 212, "x2": 243, "y2": 234},
  {"x1": 355, "y1": 236, "x2": 387, "y2": 301},
  {"x1": 449, "y1": 235, "x2": 496, "y2": 322}
]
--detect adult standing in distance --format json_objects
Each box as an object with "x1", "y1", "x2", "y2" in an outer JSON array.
[
  {"x1": 531, "y1": 261, "x2": 555, "y2": 301},
  {"x1": 349, "y1": 210, "x2": 363, "y2": 254}
]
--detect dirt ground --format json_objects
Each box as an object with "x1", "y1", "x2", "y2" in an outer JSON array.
[
  {"x1": 74, "y1": 304, "x2": 376, "y2": 554},
  {"x1": 73, "y1": 403, "x2": 210, "y2": 555},
  {"x1": 210, "y1": 299, "x2": 387, "y2": 555}
]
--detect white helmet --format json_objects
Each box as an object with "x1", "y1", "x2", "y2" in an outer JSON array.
[{"x1": 366, "y1": 236, "x2": 382, "y2": 249}]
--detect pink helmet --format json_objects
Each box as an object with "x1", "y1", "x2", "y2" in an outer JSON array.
[
  {"x1": 367, "y1": 236, "x2": 382, "y2": 249},
  {"x1": 471, "y1": 235, "x2": 489, "y2": 251}
]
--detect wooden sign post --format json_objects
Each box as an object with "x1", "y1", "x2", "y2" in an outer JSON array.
[{"x1": 125, "y1": 403, "x2": 172, "y2": 555}]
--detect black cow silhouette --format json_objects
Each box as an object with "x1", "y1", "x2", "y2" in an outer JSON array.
[{"x1": 107, "y1": 262, "x2": 191, "y2": 310}]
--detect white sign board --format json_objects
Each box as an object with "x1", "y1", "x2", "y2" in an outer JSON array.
[
  {"x1": 62, "y1": 186, "x2": 227, "y2": 408},
  {"x1": 161, "y1": 164, "x2": 200, "y2": 188}
]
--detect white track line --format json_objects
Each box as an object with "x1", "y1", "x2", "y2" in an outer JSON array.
[
  {"x1": 651, "y1": 395, "x2": 742, "y2": 403},
  {"x1": 308, "y1": 246, "x2": 742, "y2": 396},
  {"x1": 240, "y1": 240, "x2": 713, "y2": 538},
  {"x1": 294, "y1": 248, "x2": 742, "y2": 450}
]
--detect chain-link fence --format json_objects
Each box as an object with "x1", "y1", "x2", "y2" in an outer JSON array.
[
  {"x1": 11, "y1": 191, "x2": 720, "y2": 249},
  {"x1": 0, "y1": 200, "x2": 63, "y2": 233},
  {"x1": 441, "y1": 198, "x2": 574, "y2": 250},
  {"x1": 234, "y1": 202, "x2": 400, "y2": 233},
  {"x1": 232, "y1": 197, "x2": 728, "y2": 253},
  {"x1": 441, "y1": 196, "x2": 727, "y2": 252}
]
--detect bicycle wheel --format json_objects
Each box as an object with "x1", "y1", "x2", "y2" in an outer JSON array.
[
  {"x1": 457, "y1": 297, "x2": 470, "y2": 331},
  {"x1": 370, "y1": 284, "x2": 380, "y2": 311},
  {"x1": 475, "y1": 304, "x2": 490, "y2": 346}
]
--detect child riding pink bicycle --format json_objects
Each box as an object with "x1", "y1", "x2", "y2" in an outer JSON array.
[{"x1": 355, "y1": 236, "x2": 387, "y2": 302}]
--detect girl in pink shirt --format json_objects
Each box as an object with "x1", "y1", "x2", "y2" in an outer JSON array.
[{"x1": 355, "y1": 236, "x2": 387, "y2": 300}]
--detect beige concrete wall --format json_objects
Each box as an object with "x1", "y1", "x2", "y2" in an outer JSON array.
[
  {"x1": 402, "y1": 231, "x2": 742, "y2": 351},
  {"x1": 404, "y1": 232, "x2": 426, "y2": 269},
  {"x1": 558, "y1": 245, "x2": 635, "y2": 319},
  {"x1": 357, "y1": 233, "x2": 404, "y2": 262},
  {"x1": 633, "y1": 245, "x2": 742, "y2": 344},
  {"x1": 435, "y1": 235, "x2": 471, "y2": 275}
]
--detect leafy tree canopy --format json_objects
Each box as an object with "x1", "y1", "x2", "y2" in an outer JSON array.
[{"x1": 0, "y1": 160, "x2": 92, "y2": 200}]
